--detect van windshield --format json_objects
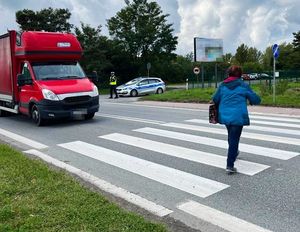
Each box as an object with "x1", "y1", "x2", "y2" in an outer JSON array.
[{"x1": 32, "y1": 61, "x2": 86, "y2": 80}]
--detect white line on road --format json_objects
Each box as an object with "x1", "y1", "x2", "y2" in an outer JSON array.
[
  {"x1": 249, "y1": 115, "x2": 300, "y2": 123},
  {"x1": 162, "y1": 123, "x2": 300, "y2": 146},
  {"x1": 186, "y1": 119, "x2": 300, "y2": 136},
  {"x1": 177, "y1": 200, "x2": 273, "y2": 232},
  {"x1": 96, "y1": 113, "x2": 165, "y2": 125},
  {"x1": 24, "y1": 149, "x2": 173, "y2": 217},
  {"x1": 134, "y1": 127, "x2": 299, "y2": 160},
  {"x1": 101, "y1": 133, "x2": 270, "y2": 176},
  {"x1": 58, "y1": 141, "x2": 229, "y2": 198},
  {"x1": 249, "y1": 119, "x2": 300, "y2": 128},
  {"x1": 0, "y1": 128, "x2": 48, "y2": 149},
  {"x1": 101, "y1": 102, "x2": 207, "y2": 112}
]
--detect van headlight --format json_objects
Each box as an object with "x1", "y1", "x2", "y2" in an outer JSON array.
[
  {"x1": 42, "y1": 89, "x2": 59, "y2": 101},
  {"x1": 91, "y1": 85, "x2": 99, "y2": 97}
]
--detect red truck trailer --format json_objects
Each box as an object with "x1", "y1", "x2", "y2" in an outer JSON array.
[{"x1": 0, "y1": 30, "x2": 99, "y2": 126}]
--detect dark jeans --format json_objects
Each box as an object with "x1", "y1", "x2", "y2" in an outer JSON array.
[
  {"x1": 226, "y1": 125, "x2": 243, "y2": 168},
  {"x1": 110, "y1": 85, "x2": 118, "y2": 98}
]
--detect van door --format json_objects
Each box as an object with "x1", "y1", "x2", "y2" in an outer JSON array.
[{"x1": 18, "y1": 62, "x2": 39, "y2": 115}]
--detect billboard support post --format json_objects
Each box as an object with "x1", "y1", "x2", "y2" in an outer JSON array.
[
  {"x1": 215, "y1": 63, "x2": 218, "y2": 88},
  {"x1": 201, "y1": 63, "x2": 204, "y2": 88}
]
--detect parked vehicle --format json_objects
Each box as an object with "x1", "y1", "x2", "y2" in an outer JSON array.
[
  {"x1": 242, "y1": 74, "x2": 251, "y2": 80},
  {"x1": 0, "y1": 30, "x2": 99, "y2": 126},
  {"x1": 116, "y1": 77, "x2": 166, "y2": 97},
  {"x1": 257, "y1": 73, "x2": 271, "y2": 79}
]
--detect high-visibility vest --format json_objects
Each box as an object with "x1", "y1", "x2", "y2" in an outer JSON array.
[{"x1": 110, "y1": 76, "x2": 117, "y2": 85}]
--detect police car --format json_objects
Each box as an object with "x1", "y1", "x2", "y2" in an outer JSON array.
[{"x1": 116, "y1": 77, "x2": 166, "y2": 97}]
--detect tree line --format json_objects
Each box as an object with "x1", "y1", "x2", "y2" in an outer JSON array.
[{"x1": 15, "y1": 0, "x2": 300, "y2": 85}]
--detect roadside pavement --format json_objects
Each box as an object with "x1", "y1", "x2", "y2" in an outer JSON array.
[{"x1": 134, "y1": 100, "x2": 300, "y2": 116}]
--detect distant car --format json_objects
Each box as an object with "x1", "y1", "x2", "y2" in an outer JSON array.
[
  {"x1": 257, "y1": 73, "x2": 271, "y2": 79},
  {"x1": 249, "y1": 73, "x2": 259, "y2": 79},
  {"x1": 242, "y1": 74, "x2": 251, "y2": 80},
  {"x1": 116, "y1": 77, "x2": 166, "y2": 97}
]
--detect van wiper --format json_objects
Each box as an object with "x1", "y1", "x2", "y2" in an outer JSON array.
[
  {"x1": 41, "y1": 77, "x2": 63, "y2": 80},
  {"x1": 61, "y1": 76, "x2": 83, "y2": 79}
]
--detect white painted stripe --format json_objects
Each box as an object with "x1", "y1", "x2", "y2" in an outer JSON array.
[
  {"x1": 96, "y1": 113, "x2": 165, "y2": 125},
  {"x1": 134, "y1": 127, "x2": 299, "y2": 160},
  {"x1": 58, "y1": 141, "x2": 229, "y2": 198},
  {"x1": 101, "y1": 133, "x2": 270, "y2": 176},
  {"x1": 249, "y1": 119, "x2": 300, "y2": 129},
  {"x1": 250, "y1": 112, "x2": 300, "y2": 118},
  {"x1": 250, "y1": 115, "x2": 300, "y2": 123},
  {"x1": 186, "y1": 119, "x2": 300, "y2": 136},
  {"x1": 162, "y1": 123, "x2": 300, "y2": 146},
  {"x1": 178, "y1": 200, "x2": 272, "y2": 232},
  {"x1": 102, "y1": 102, "x2": 207, "y2": 112},
  {"x1": 24, "y1": 149, "x2": 173, "y2": 217},
  {"x1": 0, "y1": 128, "x2": 48, "y2": 149}
]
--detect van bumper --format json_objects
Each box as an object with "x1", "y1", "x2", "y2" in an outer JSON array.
[{"x1": 36, "y1": 96, "x2": 99, "y2": 119}]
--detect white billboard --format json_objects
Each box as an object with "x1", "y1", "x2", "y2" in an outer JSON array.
[{"x1": 194, "y1": 38, "x2": 223, "y2": 62}]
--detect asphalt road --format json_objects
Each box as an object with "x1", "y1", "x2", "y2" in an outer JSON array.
[{"x1": 0, "y1": 95, "x2": 299, "y2": 232}]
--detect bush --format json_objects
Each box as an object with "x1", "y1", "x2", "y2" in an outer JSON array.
[
  {"x1": 276, "y1": 80, "x2": 289, "y2": 95},
  {"x1": 258, "y1": 83, "x2": 271, "y2": 96}
]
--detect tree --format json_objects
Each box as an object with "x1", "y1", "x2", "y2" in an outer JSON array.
[
  {"x1": 234, "y1": 44, "x2": 249, "y2": 65},
  {"x1": 75, "y1": 23, "x2": 113, "y2": 82},
  {"x1": 16, "y1": 7, "x2": 73, "y2": 32},
  {"x1": 292, "y1": 31, "x2": 300, "y2": 51},
  {"x1": 107, "y1": 0, "x2": 178, "y2": 62},
  {"x1": 291, "y1": 31, "x2": 300, "y2": 68},
  {"x1": 222, "y1": 53, "x2": 233, "y2": 64}
]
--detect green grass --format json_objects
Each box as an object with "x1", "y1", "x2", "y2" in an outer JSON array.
[
  {"x1": 0, "y1": 144, "x2": 167, "y2": 232},
  {"x1": 142, "y1": 82, "x2": 300, "y2": 107}
]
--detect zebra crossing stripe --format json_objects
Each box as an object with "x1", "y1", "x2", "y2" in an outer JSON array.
[
  {"x1": 58, "y1": 141, "x2": 229, "y2": 198},
  {"x1": 162, "y1": 123, "x2": 300, "y2": 146},
  {"x1": 177, "y1": 200, "x2": 272, "y2": 232},
  {"x1": 24, "y1": 149, "x2": 173, "y2": 217},
  {"x1": 250, "y1": 119, "x2": 300, "y2": 129},
  {"x1": 100, "y1": 133, "x2": 270, "y2": 176},
  {"x1": 186, "y1": 119, "x2": 300, "y2": 136},
  {"x1": 249, "y1": 115, "x2": 300, "y2": 123},
  {"x1": 134, "y1": 127, "x2": 299, "y2": 160},
  {"x1": 0, "y1": 128, "x2": 48, "y2": 149}
]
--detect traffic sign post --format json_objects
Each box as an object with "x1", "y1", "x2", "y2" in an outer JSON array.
[
  {"x1": 272, "y1": 44, "x2": 280, "y2": 103},
  {"x1": 147, "y1": 62, "x2": 151, "y2": 77},
  {"x1": 193, "y1": 66, "x2": 200, "y2": 88}
]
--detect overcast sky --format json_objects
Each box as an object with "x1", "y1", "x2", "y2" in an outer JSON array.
[{"x1": 1, "y1": 0, "x2": 299, "y2": 55}]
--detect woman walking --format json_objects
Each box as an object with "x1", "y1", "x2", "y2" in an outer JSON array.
[{"x1": 212, "y1": 65, "x2": 261, "y2": 174}]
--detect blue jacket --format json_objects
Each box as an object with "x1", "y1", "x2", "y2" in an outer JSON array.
[{"x1": 212, "y1": 79, "x2": 261, "y2": 126}]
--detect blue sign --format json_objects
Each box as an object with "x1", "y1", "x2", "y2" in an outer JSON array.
[{"x1": 272, "y1": 44, "x2": 280, "y2": 59}]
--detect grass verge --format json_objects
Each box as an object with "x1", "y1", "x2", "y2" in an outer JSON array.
[
  {"x1": 141, "y1": 82, "x2": 300, "y2": 107},
  {"x1": 0, "y1": 144, "x2": 167, "y2": 232}
]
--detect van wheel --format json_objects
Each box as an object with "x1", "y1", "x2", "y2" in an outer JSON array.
[
  {"x1": 85, "y1": 112, "x2": 95, "y2": 120},
  {"x1": 31, "y1": 105, "x2": 44, "y2": 126},
  {"x1": 0, "y1": 109, "x2": 7, "y2": 117},
  {"x1": 130, "y1": 89, "x2": 138, "y2": 97},
  {"x1": 156, "y1": 88, "x2": 163, "y2": 94}
]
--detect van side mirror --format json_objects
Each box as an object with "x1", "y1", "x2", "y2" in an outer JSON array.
[
  {"x1": 17, "y1": 74, "x2": 33, "y2": 86},
  {"x1": 87, "y1": 71, "x2": 98, "y2": 82}
]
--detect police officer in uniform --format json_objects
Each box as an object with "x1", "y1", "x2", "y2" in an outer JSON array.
[{"x1": 109, "y1": 71, "x2": 118, "y2": 99}]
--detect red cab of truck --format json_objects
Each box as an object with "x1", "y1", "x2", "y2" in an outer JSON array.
[{"x1": 0, "y1": 30, "x2": 99, "y2": 126}]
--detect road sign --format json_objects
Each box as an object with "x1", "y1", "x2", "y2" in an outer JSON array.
[
  {"x1": 147, "y1": 62, "x2": 151, "y2": 70},
  {"x1": 193, "y1": 66, "x2": 200, "y2": 75},
  {"x1": 272, "y1": 44, "x2": 280, "y2": 59}
]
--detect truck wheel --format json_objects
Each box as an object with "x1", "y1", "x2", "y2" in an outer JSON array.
[
  {"x1": 31, "y1": 105, "x2": 45, "y2": 126},
  {"x1": 130, "y1": 89, "x2": 138, "y2": 97},
  {"x1": 85, "y1": 112, "x2": 95, "y2": 120}
]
